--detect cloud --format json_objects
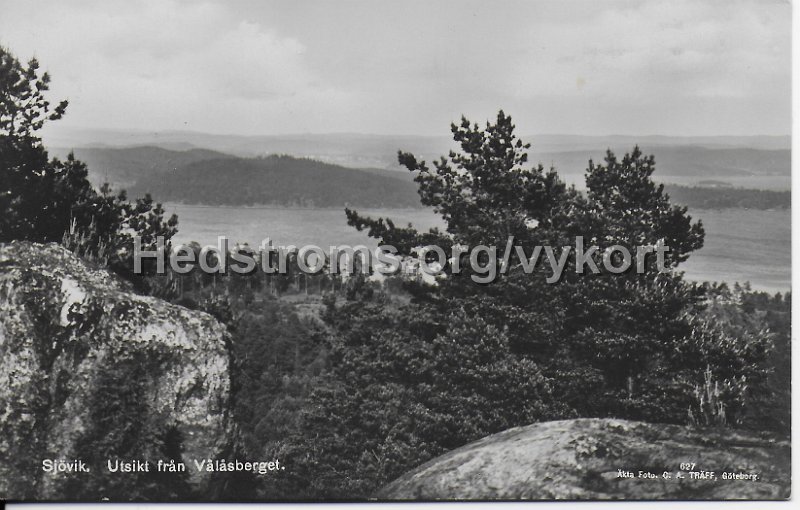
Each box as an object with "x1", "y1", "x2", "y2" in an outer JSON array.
[
  {"x1": 0, "y1": 0, "x2": 355, "y2": 133},
  {"x1": 0, "y1": 0, "x2": 790, "y2": 136}
]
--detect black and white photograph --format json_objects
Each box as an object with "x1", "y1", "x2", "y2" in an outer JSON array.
[{"x1": 0, "y1": 0, "x2": 793, "y2": 504}]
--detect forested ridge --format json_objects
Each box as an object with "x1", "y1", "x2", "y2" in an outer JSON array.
[
  {"x1": 129, "y1": 154, "x2": 422, "y2": 208},
  {"x1": 65, "y1": 145, "x2": 790, "y2": 210}
]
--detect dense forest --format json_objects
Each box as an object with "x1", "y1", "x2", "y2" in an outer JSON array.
[
  {"x1": 115, "y1": 242, "x2": 788, "y2": 500},
  {"x1": 129, "y1": 154, "x2": 422, "y2": 208}
]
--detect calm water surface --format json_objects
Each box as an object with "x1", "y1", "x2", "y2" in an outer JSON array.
[{"x1": 166, "y1": 204, "x2": 790, "y2": 293}]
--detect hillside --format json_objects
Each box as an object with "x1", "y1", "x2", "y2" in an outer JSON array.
[
  {"x1": 129, "y1": 154, "x2": 423, "y2": 208},
  {"x1": 49, "y1": 145, "x2": 233, "y2": 189}
]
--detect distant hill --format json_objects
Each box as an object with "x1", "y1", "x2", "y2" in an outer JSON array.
[
  {"x1": 43, "y1": 126, "x2": 790, "y2": 172},
  {"x1": 663, "y1": 184, "x2": 790, "y2": 210},
  {"x1": 129, "y1": 154, "x2": 423, "y2": 208},
  {"x1": 46, "y1": 142, "x2": 790, "y2": 209},
  {"x1": 525, "y1": 134, "x2": 790, "y2": 152},
  {"x1": 533, "y1": 146, "x2": 790, "y2": 178},
  {"x1": 49, "y1": 146, "x2": 233, "y2": 190}
]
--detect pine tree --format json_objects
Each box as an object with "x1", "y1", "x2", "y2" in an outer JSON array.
[{"x1": 0, "y1": 46, "x2": 178, "y2": 281}]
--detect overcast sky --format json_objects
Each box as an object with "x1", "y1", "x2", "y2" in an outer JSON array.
[{"x1": 0, "y1": 0, "x2": 791, "y2": 137}]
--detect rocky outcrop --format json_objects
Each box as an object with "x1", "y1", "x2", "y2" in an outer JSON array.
[
  {"x1": 0, "y1": 242, "x2": 233, "y2": 500},
  {"x1": 377, "y1": 418, "x2": 790, "y2": 500}
]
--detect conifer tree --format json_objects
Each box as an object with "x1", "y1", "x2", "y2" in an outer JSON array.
[{"x1": 0, "y1": 46, "x2": 177, "y2": 281}]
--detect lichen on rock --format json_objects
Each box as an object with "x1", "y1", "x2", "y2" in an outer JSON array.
[{"x1": 0, "y1": 242, "x2": 234, "y2": 500}]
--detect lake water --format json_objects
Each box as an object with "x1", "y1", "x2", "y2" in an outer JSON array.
[{"x1": 166, "y1": 203, "x2": 790, "y2": 293}]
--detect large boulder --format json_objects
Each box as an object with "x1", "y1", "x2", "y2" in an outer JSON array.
[
  {"x1": 377, "y1": 418, "x2": 790, "y2": 500},
  {"x1": 0, "y1": 242, "x2": 234, "y2": 500}
]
